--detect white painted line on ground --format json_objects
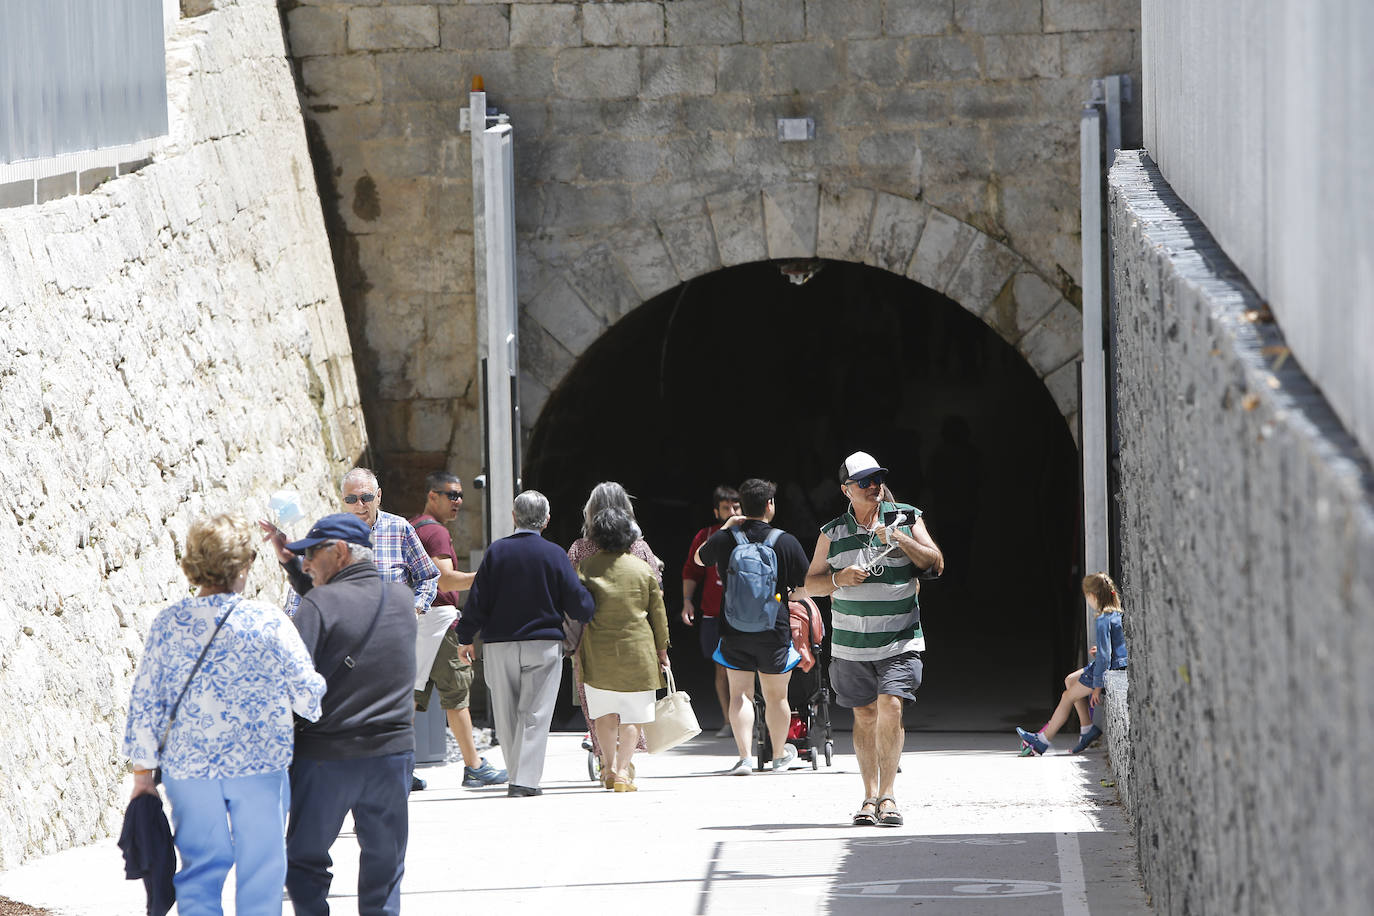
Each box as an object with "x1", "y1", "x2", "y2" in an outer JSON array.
[{"x1": 1056, "y1": 831, "x2": 1090, "y2": 916}]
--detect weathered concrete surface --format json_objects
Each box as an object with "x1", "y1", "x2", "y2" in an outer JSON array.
[
  {"x1": 1108, "y1": 149, "x2": 1374, "y2": 916},
  {"x1": 1102, "y1": 669, "x2": 1129, "y2": 810},
  {"x1": 0, "y1": 0, "x2": 365, "y2": 870},
  {"x1": 0, "y1": 732, "x2": 1150, "y2": 914},
  {"x1": 284, "y1": 0, "x2": 1142, "y2": 479}
]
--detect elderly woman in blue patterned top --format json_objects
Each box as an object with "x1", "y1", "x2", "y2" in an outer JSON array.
[{"x1": 124, "y1": 514, "x2": 326, "y2": 916}]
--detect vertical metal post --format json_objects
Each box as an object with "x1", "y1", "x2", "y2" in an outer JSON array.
[
  {"x1": 1104, "y1": 75, "x2": 1124, "y2": 170},
  {"x1": 480, "y1": 123, "x2": 519, "y2": 542},
  {"x1": 1080, "y1": 103, "x2": 1109, "y2": 646}
]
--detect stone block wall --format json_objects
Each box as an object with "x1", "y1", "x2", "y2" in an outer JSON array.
[
  {"x1": 1108, "y1": 150, "x2": 1374, "y2": 915},
  {"x1": 0, "y1": 0, "x2": 365, "y2": 869},
  {"x1": 284, "y1": 0, "x2": 1141, "y2": 527}
]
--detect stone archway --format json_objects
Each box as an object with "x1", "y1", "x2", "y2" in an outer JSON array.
[{"x1": 517, "y1": 183, "x2": 1082, "y2": 438}]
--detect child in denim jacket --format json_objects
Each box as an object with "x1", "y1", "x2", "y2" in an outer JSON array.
[{"x1": 1016, "y1": 573, "x2": 1128, "y2": 756}]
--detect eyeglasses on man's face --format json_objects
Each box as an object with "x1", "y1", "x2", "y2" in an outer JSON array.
[
  {"x1": 438, "y1": 490, "x2": 463, "y2": 501},
  {"x1": 343, "y1": 493, "x2": 377, "y2": 504},
  {"x1": 848, "y1": 473, "x2": 886, "y2": 490},
  {"x1": 304, "y1": 540, "x2": 337, "y2": 559}
]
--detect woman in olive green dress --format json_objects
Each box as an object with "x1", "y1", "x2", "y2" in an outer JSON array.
[{"x1": 577, "y1": 507, "x2": 670, "y2": 791}]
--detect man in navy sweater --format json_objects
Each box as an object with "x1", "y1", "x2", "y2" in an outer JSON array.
[{"x1": 457, "y1": 490, "x2": 595, "y2": 796}]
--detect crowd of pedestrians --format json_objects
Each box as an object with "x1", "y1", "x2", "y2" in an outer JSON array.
[{"x1": 121, "y1": 447, "x2": 1123, "y2": 913}]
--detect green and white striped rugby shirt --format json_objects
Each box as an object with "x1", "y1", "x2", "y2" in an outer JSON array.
[{"x1": 823, "y1": 501, "x2": 925, "y2": 661}]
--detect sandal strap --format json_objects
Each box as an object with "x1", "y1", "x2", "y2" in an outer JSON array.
[{"x1": 876, "y1": 795, "x2": 899, "y2": 808}]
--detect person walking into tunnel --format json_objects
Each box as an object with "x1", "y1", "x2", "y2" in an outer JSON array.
[
  {"x1": 280, "y1": 513, "x2": 419, "y2": 916},
  {"x1": 456, "y1": 490, "x2": 596, "y2": 796},
  {"x1": 695, "y1": 478, "x2": 810, "y2": 775},
  {"x1": 575, "y1": 506, "x2": 671, "y2": 791},
  {"x1": 805, "y1": 452, "x2": 943, "y2": 827},
  {"x1": 567, "y1": 482, "x2": 663, "y2": 775},
  {"x1": 1015, "y1": 573, "x2": 1129, "y2": 756},
  {"x1": 682, "y1": 485, "x2": 741, "y2": 738},
  {"x1": 409, "y1": 471, "x2": 507, "y2": 788},
  {"x1": 124, "y1": 514, "x2": 325, "y2": 916}
]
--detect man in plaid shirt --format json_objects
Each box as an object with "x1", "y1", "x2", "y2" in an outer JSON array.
[{"x1": 267, "y1": 468, "x2": 440, "y2": 619}]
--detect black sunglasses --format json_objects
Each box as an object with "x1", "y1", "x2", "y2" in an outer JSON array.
[
  {"x1": 343, "y1": 493, "x2": 377, "y2": 504},
  {"x1": 848, "y1": 474, "x2": 886, "y2": 490},
  {"x1": 439, "y1": 490, "x2": 463, "y2": 501},
  {"x1": 304, "y1": 540, "x2": 336, "y2": 558}
]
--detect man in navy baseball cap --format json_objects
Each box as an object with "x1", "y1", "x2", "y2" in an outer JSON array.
[
  {"x1": 280, "y1": 509, "x2": 419, "y2": 915},
  {"x1": 284, "y1": 513, "x2": 373, "y2": 554}
]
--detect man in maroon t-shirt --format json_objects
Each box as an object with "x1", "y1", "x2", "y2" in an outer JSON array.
[
  {"x1": 411, "y1": 471, "x2": 507, "y2": 788},
  {"x1": 681, "y1": 485, "x2": 740, "y2": 737}
]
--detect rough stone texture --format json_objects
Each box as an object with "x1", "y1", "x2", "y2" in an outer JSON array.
[
  {"x1": 1108, "y1": 150, "x2": 1374, "y2": 916},
  {"x1": 284, "y1": 0, "x2": 1140, "y2": 477},
  {"x1": 1102, "y1": 669, "x2": 1130, "y2": 810},
  {"x1": 0, "y1": 0, "x2": 365, "y2": 870},
  {"x1": 348, "y1": 5, "x2": 440, "y2": 51}
]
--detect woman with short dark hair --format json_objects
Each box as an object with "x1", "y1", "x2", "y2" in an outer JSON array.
[{"x1": 575, "y1": 507, "x2": 670, "y2": 791}]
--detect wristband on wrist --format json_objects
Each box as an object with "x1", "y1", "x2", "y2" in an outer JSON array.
[{"x1": 831, "y1": 572, "x2": 839, "y2": 590}]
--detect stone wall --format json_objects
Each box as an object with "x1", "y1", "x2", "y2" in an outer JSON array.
[
  {"x1": 1108, "y1": 150, "x2": 1374, "y2": 915},
  {"x1": 0, "y1": 0, "x2": 365, "y2": 869},
  {"x1": 284, "y1": 0, "x2": 1142, "y2": 527}
]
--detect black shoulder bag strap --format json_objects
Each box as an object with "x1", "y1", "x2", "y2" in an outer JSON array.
[
  {"x1": 154, "y1": 596, "x2": 240, "y2": 783},
  {"x1": 320, "y1": 581, "x2": 389, "y2": 682}
]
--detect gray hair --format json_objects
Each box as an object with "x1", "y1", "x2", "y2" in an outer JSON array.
[
  {"x1": 582, "y1": 481, "x2": 636, "y2": 535},
  {"x1": 588, "y1": 507, "x2": 637, "y2": 553},
  {"x1": 342, "y1": 467, "x2": 379, "y2": 492},
  {"x1": 346, "y1": 543, "x2": 375, "y2": 565},
  {"x1": 514, "y1": 490, "x2": 551, "y2": 530}
]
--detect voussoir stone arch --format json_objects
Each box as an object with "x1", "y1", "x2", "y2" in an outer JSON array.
[{"x1": 519, "y1": 183, "x2": 1082, "y2": 436}]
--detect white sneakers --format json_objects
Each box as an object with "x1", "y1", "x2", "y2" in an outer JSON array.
[
  {"x1": 715, "y1": 724, "x2": 733, "y2": 738},
  {"x1": 772, "y1": 743, "x2": 798, "y2": 772},
  {"x1": 725, "y1": 758, "x2": 753, "y2": 776}
]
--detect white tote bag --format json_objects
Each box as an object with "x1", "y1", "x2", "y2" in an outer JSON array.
[{"x1": 643, "y1": 667, "x2": 701, "y2": 753}]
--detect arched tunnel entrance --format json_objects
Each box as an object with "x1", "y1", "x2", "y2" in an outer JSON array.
[{"x1": 525, "y1": 260, "x2": 1081, "y2": 733}]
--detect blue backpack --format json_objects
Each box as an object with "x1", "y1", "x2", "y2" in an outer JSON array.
[{"x1": 723, "y1": 528, "x2": 784, "y2": 632}]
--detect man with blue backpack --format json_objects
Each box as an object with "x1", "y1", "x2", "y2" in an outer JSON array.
[{"x1": 694, "y1": 478, "x2": 810, "y2": 775}]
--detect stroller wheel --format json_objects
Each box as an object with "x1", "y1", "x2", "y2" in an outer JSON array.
[
  {"x1": 824, "y1": 740, "x2": 834, "y2": 767},
  {"x1": 587, "y1": 750, "x2": 599, "y2": 782}
]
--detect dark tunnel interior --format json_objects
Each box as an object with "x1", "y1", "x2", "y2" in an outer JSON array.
[{"x1": 522, "y1": 260, "x2": 1083, "y2": 733}]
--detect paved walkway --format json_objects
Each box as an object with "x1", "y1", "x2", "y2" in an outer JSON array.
[{"x1": 0, "y1": 732, "x2": 1149, "y2": 915}]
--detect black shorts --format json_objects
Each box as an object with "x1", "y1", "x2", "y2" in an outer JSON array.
[
  {"x1": 714, "y1": 632, "x2": 800, "y2": 676},
  {"x1": 699, "y1": 615, "x2": 720, "y2": 660}
]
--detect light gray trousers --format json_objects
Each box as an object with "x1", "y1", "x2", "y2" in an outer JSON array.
[{"x1": 482, "y1": 639, "x2": 563, "y2": 789}]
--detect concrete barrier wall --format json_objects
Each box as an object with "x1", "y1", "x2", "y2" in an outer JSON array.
[
  {"x1": 1107, "y1": 149, "x2": 1374, "y2": 916},
  {"x1": 1142, "y1": 0, "x2": 1374, "y2": 462},
  {"x1": 0, "y1": 0, "x2": 365, "y2": 869}
]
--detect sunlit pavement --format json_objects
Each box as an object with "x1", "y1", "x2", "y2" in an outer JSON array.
[{"x1": 0, "y1": 731, "x2": 1149, "y2": 915}]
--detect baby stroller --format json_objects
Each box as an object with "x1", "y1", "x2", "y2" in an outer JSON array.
[{"x1": 753, "y1": 596, "x2": 833, "y2": 770}]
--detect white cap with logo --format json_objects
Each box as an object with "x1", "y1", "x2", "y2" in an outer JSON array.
[{"x1": 840, "y1": 451, "x2": 888, "y2": 482}]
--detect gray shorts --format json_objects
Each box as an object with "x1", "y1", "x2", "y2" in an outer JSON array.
[{"x1": 830, "y1": 652, "x2": 923, "y2": 708}]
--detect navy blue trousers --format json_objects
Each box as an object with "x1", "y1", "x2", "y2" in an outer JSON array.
[{"x1": 285, "y1": 752, "x2": 412, "y2": 916}]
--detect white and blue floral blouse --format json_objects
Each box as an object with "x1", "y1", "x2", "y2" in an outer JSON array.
[{"x1": 124, "y1": 593, "x2": 326, "y2": 780}]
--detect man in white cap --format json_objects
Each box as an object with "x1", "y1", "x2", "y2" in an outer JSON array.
[{"x1": 804, "y1": 451, "x2": 943, "y2": 828}]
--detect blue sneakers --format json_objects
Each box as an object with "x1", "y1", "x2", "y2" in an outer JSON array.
[
  {"x1": 462, "y1": 757, "x2": 508, "y2": 787},
  {"x1": 1070, "y1": 725, "x2": 1103, "y2": 754},
  {"x1": 1015, "y1": 727, "x2": 1050, "y2": 756}
]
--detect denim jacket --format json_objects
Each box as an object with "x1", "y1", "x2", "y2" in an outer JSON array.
[{"x1": 1086, "y1": 610, "x2": 1128, "y2": 688}]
